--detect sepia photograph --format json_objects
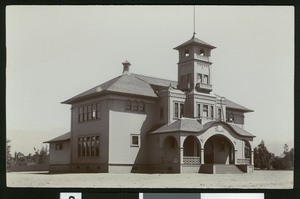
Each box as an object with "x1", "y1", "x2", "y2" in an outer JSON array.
[{"x1": 6, "y1": 5, "x2": 294, "y2": 188}]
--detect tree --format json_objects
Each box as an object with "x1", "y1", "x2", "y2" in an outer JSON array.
[
  {"x1": 14, "y1": 151, "x2": 27, "y2": 166},
  {"x1": 34, "y1": 145, "x2": 49, "y2": 164},
  {"x1": 254, "y1": 140, "x2": 272, "y2": 169},
  {"x1": 6, "y1": 140, "x2": 14, "y2": 169},
  {"x1": 271, "y1": 144, "x2": 294, "y2": 170}
]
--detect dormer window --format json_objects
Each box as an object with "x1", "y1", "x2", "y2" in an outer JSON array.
[{"x1": 184, "y1": 50, "x2": 190, "y2": 57}]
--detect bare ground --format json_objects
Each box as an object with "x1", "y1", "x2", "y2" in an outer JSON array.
[{"x1": 6, "y1": 170, "x2": 293, "y2": 189}]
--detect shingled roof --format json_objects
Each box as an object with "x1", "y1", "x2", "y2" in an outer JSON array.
[
  {"x1": 174, "y1": 35, "x2": 216, "y2": 50},
  {"x1": 150, "y1": 119, "x2": 255, "y2": 138},
  {"x1": 225, "y1": 98, "x2": 253, "y2": 112},
  {"x1": 62, "y1": 74, "x2": 157, "y2": 104},
  {"x1": 150, "y1": 118, "x2": 203, "y2": 134},
  {"x1": 62, "y1": 72, "x2": 252, "y2": 113},
  {"x1": 44, "y1": 132, "x2": 71, "y2": 143}
]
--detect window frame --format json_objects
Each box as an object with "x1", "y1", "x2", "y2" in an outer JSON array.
[
  {"x1": 55, "y1": 142, "x2": 63, "y2": 150},
  {"x1": 202, "y1": 104, "x2": 209, "y2": 118},
  {"x1": 130, "y1": 134, "x2": 140, "y2": 147},
  {"x1": 78, "y1": 135, "x2": 100, "y2": 158}
]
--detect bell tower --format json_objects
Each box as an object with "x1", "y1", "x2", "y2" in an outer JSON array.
[{"x1": 174, "y1": 34, "x2": 216, "y2": 94}]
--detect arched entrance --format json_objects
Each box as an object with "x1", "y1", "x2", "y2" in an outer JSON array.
[
  {"x1": 183, "y1": 136, "x2": 200, "y2": 164},
  {"x1": 162, "y1": 136, "x2": 179, "y2": 164},
  {"x1": 204, "y1": 135, "x2": 234, "y2": 164}
]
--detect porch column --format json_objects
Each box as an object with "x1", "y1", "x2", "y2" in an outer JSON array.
[
  {"x1": 180, "y1": 147, "x2": 184, "y2": 165},
  {"x1": 234, "y1": 150, "x2": 238, "y2": 164},
  {"x1": 200, "y1": 148, "x2": 205, "y2": 164},
  {"x1": 251, "y1": 150, "x2": 254, "y2": 165}
]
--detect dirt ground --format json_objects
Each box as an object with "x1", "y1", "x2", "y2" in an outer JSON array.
[{"x1": 6, "y1": 170, "x2": 293, "y2": 189}]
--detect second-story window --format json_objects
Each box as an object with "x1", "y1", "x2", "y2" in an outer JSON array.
[
  {"x1": 218, "y1": 108, "x2": 222, "y2": 120},
  {"x1": 197, "y1": 104, "x2": 201, "y2": 118},
  {"x1": 139, "y1": 102, "x2": 145, "y2": 112},
  {"x1": 132, "y1": 101, "x2": 138, "y2": 111},
  {"x1": 125, "y1": 100, "x2": 145, "y2": 112},
  {"x1": 181, "y1": 75, "x2": 186, "y2": 84},
  {"x1": 187, "y1": 73, "x2": 191, "y2": 84},
  {"x1": 203, "y1": 105, "x2": 208, "y2": 118},
  {"x1": 203, "y1": 75, "x2": 209, "y2": 84},
  {"x1": 197, "y1": 73, "x2": 202, "y2": 83},
  {"x1": 174, "y1": 102, "x2": 184, "y2": 119},
  {"x1": 78, "y1": 102, "x2": 101, "y2": 123},
  {"x1": 210, "y1": 106, "x2": 214, "y2": 119},
  {"x1": 126, "y1": 100, "x2": 132, "y2": 110}
]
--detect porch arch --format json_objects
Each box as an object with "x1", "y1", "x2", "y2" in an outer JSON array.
[
  {"x1": 183, "y1": 135, "x2": 201, "y2": 165},
  {"x1": 240, "y1": 139, "x2": 252, "y2": 165},
  {"x1": 162, "y1": 135, "x2": 179, "y2": 164},
  {"x1": 204, "y1": 134, "x2": 235, "y2": 164}
]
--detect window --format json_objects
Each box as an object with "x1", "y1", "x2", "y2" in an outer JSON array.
[
  {"x1": 132, "y1": 101, "x2": 138, "y2": 111},
  {"x1": 174, "y1": 102, "x2": 184, "y2": 118},
  {"x1": 125, "y1": 100, "x2": 145, "y2": 112},
  {"x1": 181, "y1": 75, "x2": 186, "y2": 84},
  {"x1": 55, "y1": 143, "x2": 63, "y2": 150},
  {"x1": 91, "y1": 136, "x2": 95, "y2": 157},
  {"x1": 92, "y1": 104, "x2": 96, "y2": 120},
  {"x1": 78, "y1": 102, "x2": 101, "y2": 123},
  {"x1": 95, "y1": 136, "x2": 100, "y2": 157},
  {"x1": 96, "y1": 103, "x2": 101, "y2": 119},
  {"x1": 174, "y1": 103, "x2": 179, "y2": 118},
  {"x1": 86, "y1": 137, "x2": 90, "y2": 157},
  {"x1": 210, "y1": 106, "x2": 214, "y2": 119},
  {"x1": 131, "y1": 134, "x2": 140, "y2": 147},
  {"x1": 197, "y1": 73, "x2": 202, "y2": 83},
  {"x1": 78, "y1": 138, "x2": 82, "y2": 157},
  {"x1": 78, "y1": 107, "x2": 83, "y2": 122},
  {"x1": 126, "y1": 100, "x2": 132, "y2": 110},
  {"x1": 83, "y1": 106, "x2": 87, "y2": 122},
  {"x1": 184, "y1": 50, "x2": 190, "y2": 57},
  {"x1": 82, "y1": 137, "x2": 86, "y2": 157},
  {"x1": 180, "y1": 103, "x2": 184, "y2": 117},
  {"x1": 87, "y1": 105, "x2": 91, "y2": 120},
  {"x1": 203, "y1": 75, "x2": 209, "y2": 84},
  {"x1": 78, "y1": 135, "x2": 100, "y2": 158},
  {"x1": 218, "y1": 108, "x2": 222, "y2": 119},
  {"x1": 203, "y1": 105, "x2": 208, "y2": 118},
  {"x1": 197, "y1": 104, "x2": 201, "y2": 118},
  {"x1": 199, "y1": 49, "x2": 205, "y2": 56},
  {"x1": 187, "y1": 73, "x2": 191, "y2": 84},
  {"x1": 139, "y1": 102, "x2": 145, "y2": 112}
]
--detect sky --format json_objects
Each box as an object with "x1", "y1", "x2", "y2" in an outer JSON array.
[{"x1": 6, "y1": 6, "x2": 294, "y2": 155}]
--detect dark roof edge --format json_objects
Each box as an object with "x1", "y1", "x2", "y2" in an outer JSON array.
[{"x1": 61, "y1": 90, "x2": 158, "y2": 104}]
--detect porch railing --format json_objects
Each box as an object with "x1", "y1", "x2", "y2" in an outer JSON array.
[
  {"x1": 237, "y1": 158, "x2": 250, "y2": 165},
  {"x1": 183, "y1": 156, "x2": 200, "y2": 165}
]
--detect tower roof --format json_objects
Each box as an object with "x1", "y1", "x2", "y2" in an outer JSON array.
[{"x1": 174, "y1": 35, "x2": 216, "y2": 50}]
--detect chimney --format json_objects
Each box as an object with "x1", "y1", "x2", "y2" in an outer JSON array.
[{"x1": 122, "y1": 60, "x2": 131, "y2": 75}]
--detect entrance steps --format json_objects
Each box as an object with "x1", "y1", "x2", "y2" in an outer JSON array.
[
  {"x1": 214, "y1": 164, "x2": 243, "y2": 174},
  {"x1": 199, "y1": 164, "x2": 244, "y2": 174}
]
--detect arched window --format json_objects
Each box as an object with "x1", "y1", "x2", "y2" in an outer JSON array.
[{"x1": 184, "y1": 50, "x2": 190, "y2": 57}]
